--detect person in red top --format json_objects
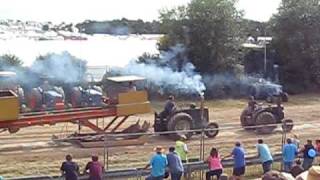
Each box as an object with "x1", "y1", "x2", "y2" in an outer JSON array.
[
  {"x1": 315, "y1": 139, "x2": 320, "y2": 165},
  {"x1": 84, "y1": 155, "x2": 104, "y2": 180},
  {"x1": 205, "y1": 147, "x2": 223, "y2": 180}
]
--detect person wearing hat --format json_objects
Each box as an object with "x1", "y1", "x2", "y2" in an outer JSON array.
[
  {"x1": 144, "y1": 146, "x2": 168, "y2": 180},
  {"x1": 84, "y1": 155, "x2": 104, "y2": 180},
  {"x1": 175, "y1": 135, "x2": 189, "y2": 163},
  {"x1": 299, "y1": 140, "x2": 316, "y2": 170},
  {"x1": 296, "y1": 166, "x2": 320, "y2": 180}
]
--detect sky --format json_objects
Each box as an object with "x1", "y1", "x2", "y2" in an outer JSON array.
[{"x1": 0, "y1": 0, "x2": 282, "y2": 23}]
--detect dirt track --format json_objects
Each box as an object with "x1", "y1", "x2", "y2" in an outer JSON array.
[{"x1": 1, "y1": 94, "x2": 320, "y2": 178}]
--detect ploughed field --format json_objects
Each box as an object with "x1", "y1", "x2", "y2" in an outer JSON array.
[{"x1": 1, "y1": 94, "x2": 320, "y2": 178}]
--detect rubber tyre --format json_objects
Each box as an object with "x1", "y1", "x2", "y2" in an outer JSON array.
[
  {"x1": 240, "y1": 108, "x2": 255, "y2": 130},
  {"x1": 205, "y1": 122, "x2": 219, "y2": 138},
  {"x1": 167, "y1": 113, "x2": 193, "y2": 140},
  {"x1": 255, "y1": 111, "x2": 277, "y2": 134},
  {"x1": 282, "y1": 119, "x2": 294, "y2": 132}
]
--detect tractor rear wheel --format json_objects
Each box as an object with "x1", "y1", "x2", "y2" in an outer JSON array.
[
  {"x1": 167, "y1": 113, "x2": 193, "y2": 140},
  {"x1": 255, "y1": 111, "x2": 277, "y2": 134},
  {"x1": 205, "y1": 122, "x2": 219, "y2": 138},
  {"x1": 282, "y1": 119, "x2": 294, "y2": 132},
  {"x1": 240, "y1": 108, "x2": 255, "y2": 130}
]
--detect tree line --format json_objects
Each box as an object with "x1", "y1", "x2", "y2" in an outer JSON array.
[{"x1": 151, "y1": 0, "x2": 320, "y2": 94}]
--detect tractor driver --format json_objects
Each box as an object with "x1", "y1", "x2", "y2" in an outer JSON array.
[
  {"x1": 160, "y1": 95, "x2": 176, "y2": 120},
  {"x1": 247, "y1": 95, "x2": 257, "y2": 114},
  {"x1": 40, "y1": 80, "x2": 52, "y2": 92}
]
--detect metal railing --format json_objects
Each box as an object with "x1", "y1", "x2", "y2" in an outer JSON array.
[{"x1": 5, "y1": 119, "x2": 320, "y2": 180}]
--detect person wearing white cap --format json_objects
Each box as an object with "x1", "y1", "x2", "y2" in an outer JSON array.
[
  {"x1": 175, "y1": 135, "x2": 188, "y2": 163},
  {"x1": 144, "y1": 146, "x2": 168, "y2": 180}
]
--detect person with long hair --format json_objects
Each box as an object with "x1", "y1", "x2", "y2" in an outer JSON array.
[{"x1": 205, "y1": 147, "x2": 223, "y2": 180}]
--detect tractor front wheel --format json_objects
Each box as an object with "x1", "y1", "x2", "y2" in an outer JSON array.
[{"x1": 205, "y1": 122, "x2": 219, "y2": 138}]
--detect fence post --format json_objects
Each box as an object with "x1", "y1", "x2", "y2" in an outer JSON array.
[{"x1": 199, "y1": 128, "x2": 205, "y2": 180}]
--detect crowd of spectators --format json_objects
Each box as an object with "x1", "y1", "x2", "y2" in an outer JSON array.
[
  {"x1": 140, "y1": 135, "x2": 320, "y2": 180},
  {"x1": 58, "y1": 135, "x2": 320, "y2": 180}
]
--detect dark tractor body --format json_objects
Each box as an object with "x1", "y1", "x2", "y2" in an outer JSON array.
[
  {"x1": 249, "y1": 81, "x2": 289, "y2": 103},
  {"x1": 70, "y1": 86, "x2": 105, "y2": 108},
  {"x1": 240, "y1": 103, "x2": 293, "y2": 134},
  {"x1": 28, "y1": 87, "x2": 65, "y2": 111},
  {"x1": 154, "y1": 107, "x2": 219, "y2": 139}
]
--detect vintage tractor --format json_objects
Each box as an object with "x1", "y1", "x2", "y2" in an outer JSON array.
[
  {"x1": 249, "y1": 80, "x2": 289, "y2": 103},
  {"x1": 27, "y1": 80, "x2": 65, "y2": 111},
  {"x1": 154, "y1": 97, "x2": 219, "y2": 140},
  {"x1": 70, "y1": 85, "x2": 105, "y2": 108},
  {"x1": 240, "y1": 100, "x2": 293, "y2": 134}
]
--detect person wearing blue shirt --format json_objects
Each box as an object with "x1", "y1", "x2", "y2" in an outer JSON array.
[
  {"x1": 256, "y1": 139, "x2": 273, "y2": 174},
  {"x1": 144, "y1": 146, "x2": 168, "y2": 180},
  {"x1": 166, "y1": 147, "x2": 184, "y2": 180},
  {"x1": 223, "y1": 142, "x2": 246, "y2": 179},
  {"x1": 282, "y1": 138, "x2": 298, "y2": 172}
]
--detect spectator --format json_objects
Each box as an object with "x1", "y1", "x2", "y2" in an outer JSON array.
[
  {"x1": 282, "y1": 138, "x2": 298, "y2": 172},
  {"x1": 60, "y1": 154, "x2": 79, "y2": 180},
  {"x1": 166, "y1": 147, "x2": 184, "y2": 180},
  {"x1": 223, "y1": 142, "x2": 246, "y2": 180},
  {"x1": 291, "y1": 134, "x2": 300, "y2": 149},
  {"x1": 290, "y1": 159, "x2": 304, "y2": 177},
  {"x1": 175, "y1": 135, "x2": 188, "y2": 163},
  {"x1": 84, "y1": 155, "x2": 104, "y2": 180},
  {"x1": 315, "y1": 139, "x2": 320, "y2": 165},
  {"x1": 144, "y1": 146, "x2": 168, "y2": 180},
  {"x1": 205, "y1": 147, "x2": 223, "y2": 180},
  {"x1": 300, "y1": 139, "x2": 316, "y2": 170},
  {"x1": 262, "y1": 170, "x2": 294, "y2": 180},
  {"x1": 295, "y1": 165, "x2": 320, "y2": 180},
  {"x1": 256, "y1": 139, "x2": 273, "y2": 174}
]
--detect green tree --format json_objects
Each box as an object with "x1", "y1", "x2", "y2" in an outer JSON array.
[
  {"x1": 0, "y1": 54, "x2": 23, "y2": 70},
  {"x1": 159, "y1": 0, "x2": 243, "y2": 74},
  {"x1": 270, "y1": 0, "x2": 320, "y2": 92}
]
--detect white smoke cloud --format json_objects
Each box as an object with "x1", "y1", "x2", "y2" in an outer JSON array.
[
  {"x1": 112, "y1": 44, "x2": 206, "y2": 95},
  {"x1": 31, "y1": 51, "x2": 87, "y2": 83}
]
